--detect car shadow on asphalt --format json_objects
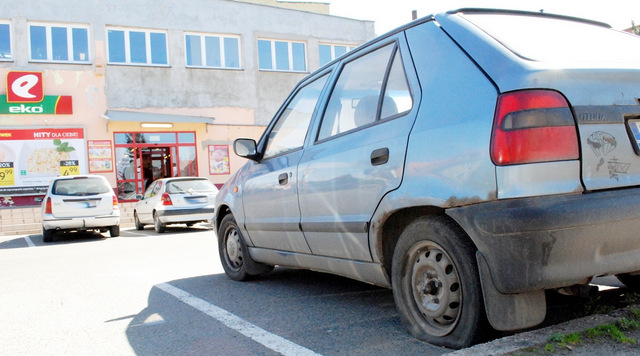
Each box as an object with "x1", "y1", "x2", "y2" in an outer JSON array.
[
  {"x1": 121, "y1": 270, "x2": 637, "y2": 355},
  {"x1": 124, "y1": 268, "x2": 445, "y2": 356},
  {"x1": 0, "y1": 231, "x2": 108, "y2": 249},
  {"x1": 126, "y1": 223, "x2": 213, "y2": 236},
  {"x1": 0, "y1": 225, "x2": 214, "y2": 250}
]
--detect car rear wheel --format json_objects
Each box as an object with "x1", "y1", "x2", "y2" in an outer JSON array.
[
  {"x1": 391, "y1": 215, "x2": 488, "y2": 349},
  {"x1": 134, "y1": 211, "x2": 144, "y2": 230},
  {"x1": 218, "y1": 214, "x2": 273, "y2": 281},
  {"x1": 42, "y1": 228, "x2": 54, "y2": 243},
  {"x1": 154, "y1": 212, "x2": 166, "y2": 233},
  {"x1": 109, "y1": 225, "x2": 120, "y2": 237}
]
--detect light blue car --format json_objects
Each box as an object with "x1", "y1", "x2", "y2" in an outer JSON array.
[{"x1": 214, "y1": 8, "x2": 640, "y2": 348}]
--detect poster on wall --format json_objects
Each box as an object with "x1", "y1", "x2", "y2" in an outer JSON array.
[
  {"x1": 88, "y1": 140, "x2": 114, "y2": 173},
  {"x1": 0, "y1": 128, "x2": 87, "y2": 195},
  {"x1": 208, "y1": 145, "x2": 230, "y2": 175}
]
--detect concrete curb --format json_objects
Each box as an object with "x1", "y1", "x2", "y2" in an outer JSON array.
[{"x1": 444, "y1": 313, "x2": 619, "y2": 355}]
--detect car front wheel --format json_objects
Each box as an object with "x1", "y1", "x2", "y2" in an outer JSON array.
[
  {"x1": 218, "y1": 214, "x2": 273, "y2": 281},
  {"x1": 391, "y1": 215, "x2": 488, "y2": 349}
]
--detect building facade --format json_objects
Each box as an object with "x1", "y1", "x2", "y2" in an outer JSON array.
[{"x1": 0, "y1": 0, "x2": 374, "y2": 233}]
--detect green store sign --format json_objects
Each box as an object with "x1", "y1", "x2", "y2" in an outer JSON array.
[{"x1": 0, "y1": 95, "x2": 73, "y2": 115}]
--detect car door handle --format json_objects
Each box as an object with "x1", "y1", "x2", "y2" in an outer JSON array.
[
  {"x1": 278, "y1": 173, "x2": 289, "y2": 185},
  {"x1": 370, "y1": 147, "x2": 389, "y2": 166}
]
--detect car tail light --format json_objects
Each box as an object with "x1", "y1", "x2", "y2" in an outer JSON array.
[
  {"x1": 161, "y1": 192, "x2": 173, "y2": 206},
  {"x1": 44, "y1": 197, "x2": 52, "y2": 214},
  {"x1": 112, "y1": 195, "x2": 119, "y2": 210},
  {"x1": 490, "y1": 90, "x2": 579, "y2": 166}
]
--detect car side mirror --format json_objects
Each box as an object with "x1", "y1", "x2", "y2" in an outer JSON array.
[
  {"x1": 234, "y1": 138, "x2": 260, "y2": 161},
  {"x1": 136, "y1": 194, "x2": 143, "y2": 200}
]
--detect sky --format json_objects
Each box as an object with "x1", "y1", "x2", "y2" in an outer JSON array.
[{"x1": 327, "y1": 0, "x2": 640, "y2": 35}]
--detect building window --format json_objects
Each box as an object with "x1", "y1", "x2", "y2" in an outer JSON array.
[
  {"x1": 319, "y1": 44, "x2": 356, "y2": 66},
  {"x1": 257, "y1": 39, "x2": 306, "y2": 72},
  {"x1": 185, "y1": 33, "x2": 241, "y2": 69},
  {"x1": 107, "y1": 28, "x2": 168, "y2": 66},
  {"x1": 28, "y1": 23, "x2": 90, "y2": 63},
  {"x1": 0, "y1": 22, "x2": 10, "y2": 60}
]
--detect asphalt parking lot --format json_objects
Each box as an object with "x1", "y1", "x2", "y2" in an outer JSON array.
[{"x1": 1, "y1": 227, "x2": 636, "y2": 356}]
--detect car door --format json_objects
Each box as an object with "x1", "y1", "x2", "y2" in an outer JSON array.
[
  {"x1": 297, "y1": 38, "x2": 419, "y2": 261},
  {"x1": 137, "y1": 180, "x2": 162, "y2": 224},
  {"x1": 240, "y1": 73, "x2": 330, "y2": 253}
]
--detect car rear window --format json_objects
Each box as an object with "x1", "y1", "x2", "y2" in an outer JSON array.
[
  {"x1": 53, "y1": 177, "x2": 111, "y2": 196},
  {"x1": 166, "y1": 179, "x2": 217, "y2": 193},
  {"x1": 462, "y1": 13, "x2": 640, "y2": 65}
]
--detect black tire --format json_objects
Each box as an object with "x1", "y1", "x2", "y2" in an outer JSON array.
[
  {"x1": 616, "y1": 273, "x2": 640, "y2": 292},
  {"x1": 109, "y1": 225, "x2": 120, "y2": 237},
  {"x1": 391, "y1": 215, "x2": 488, "y2": 349},
  {"x1": 218, "y1": 214, "x2": 273, "y2": 281},
  {"x1": 42, "y1": 227, "x2": 54, "y2": 243},
  {"x1": 134, "y1": 211, "x2": 144, "y2": 230},
  {"x1": 154, "y1": 212, "x2": 166, "y2": 233}
]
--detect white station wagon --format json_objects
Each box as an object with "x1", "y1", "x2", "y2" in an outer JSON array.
[{"x1": 41, "y1": 175, "x2": 120, "y2": 242}]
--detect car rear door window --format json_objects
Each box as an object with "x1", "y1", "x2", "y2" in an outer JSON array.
[{"x1": 317, "y1": 43, "x2": 411, "y2": 141}]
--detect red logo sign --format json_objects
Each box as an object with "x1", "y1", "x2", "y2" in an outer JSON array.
[{"x1": 6, "y1": 71, "x2": 44, "y2": 103}]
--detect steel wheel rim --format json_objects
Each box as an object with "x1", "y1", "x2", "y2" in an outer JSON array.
[
  {"x1": 408, "y1": 240, "x2": 462, "y2": 336},
  {"x1": 225, "y1": 227, "x2": 243, "y2": 270}
]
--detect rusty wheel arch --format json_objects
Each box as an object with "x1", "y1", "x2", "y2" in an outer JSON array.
[{"x1": 377, "y1": 206, "x2": 477, "y2": 284}]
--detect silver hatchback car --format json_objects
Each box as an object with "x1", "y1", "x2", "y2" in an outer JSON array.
[
  {"x1": 134, "y1": 177, "x2": 218, "y2": 233},
  {"x1": 41, "y1": 175, "x2": 120, "y2": 242},
  {"x1": 214, "y1": 9, "x2": 640, "y2": 348}
]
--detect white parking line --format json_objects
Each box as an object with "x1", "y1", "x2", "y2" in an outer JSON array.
[
  {"x1": 24, "y1": 236, "x2": 35, "y2": 247},
  {"x1": 156, "y1": 282, "x2": 321, "y2": 356}
]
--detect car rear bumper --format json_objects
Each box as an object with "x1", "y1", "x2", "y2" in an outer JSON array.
[
  {"x1": 42, "y1": 214, "x2": 120, "y2": 231},
  {"x1": 157, "y1": 208, "x2": 214, "y2": 224},
  {"x1": 447, "y1": 188, "x2": 640, "y2": 294}
]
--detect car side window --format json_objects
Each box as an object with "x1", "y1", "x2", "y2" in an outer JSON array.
[
  {"x1": 145, "y1": 181, "x2": 161, "y2": 198},
  {"x1": 263, "y1": 74, "x2": 329, "y2": 159},
  {"x1": 383, "y1": 50, "x2": 413, "y2": 118},
  {"x1": 317, "y1": 43, "x2": 412, "y2": 141}
]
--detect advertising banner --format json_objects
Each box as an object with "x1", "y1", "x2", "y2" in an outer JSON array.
[
  {"x1": 88, "y1": 140, "x2": 114, "y2": 173},
  {"x1": 0, "y1": 128, "x2": 87, "y2": 195},
  {"x1": 208, "y1": 145, "x2": 230, "y2": 175}
]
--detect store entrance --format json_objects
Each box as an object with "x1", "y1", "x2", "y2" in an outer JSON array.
[
  {"x1": 141, "y1": 147, "x2": 174, "y2": 190},
  {"x1": 115, "y1": 131, "x2": 198, "y2": 201}
]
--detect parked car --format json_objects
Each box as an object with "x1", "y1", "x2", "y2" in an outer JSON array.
[
  {"x1": 41, "y1": 175, "x2": 120, "y2": 242},
  {"x1": 134, "y1": 177, "x2": 218, "y2": 233},
  {"x1": 214, "y1": 8, "x2": 640, "y2": 348}
]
